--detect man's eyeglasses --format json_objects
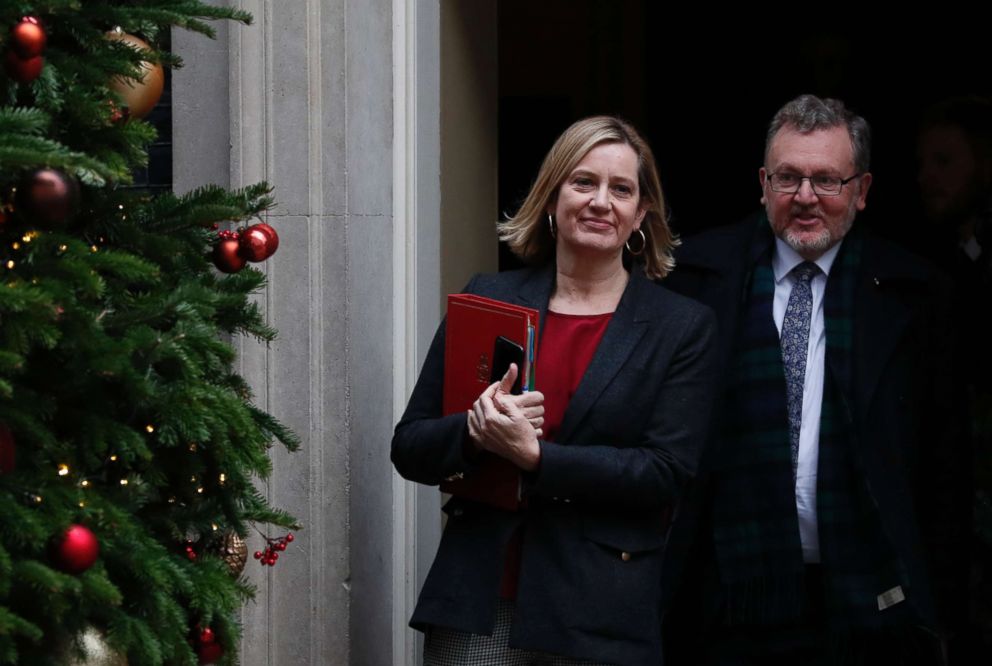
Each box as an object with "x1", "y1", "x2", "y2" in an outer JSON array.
[{"x1": 766, "y1": 172, "x2": 862, "y2": 196}]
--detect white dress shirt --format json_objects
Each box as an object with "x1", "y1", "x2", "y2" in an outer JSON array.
[{"x1": 772, "y1": 238, "x2": 842, "y2": 563}]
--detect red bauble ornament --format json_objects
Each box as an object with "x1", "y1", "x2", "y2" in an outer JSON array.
[
  {"x1": 15, "y1": 168, "x2": 80, "y2": 227},
  {"x1": 199, "y1": 627, "x2": 215, "y2": 644},
  {"x1": 197, "y1": 641, "x2": 224, "y2": 665},
  {"x1": 4, "y1": 50, "x2": 43, "y2": 83},
  {"x1": 10, "y1": 17, "x2": 46, "y2": 58},
  {"x1": 0, "y1": 422, "x2": 15, "y2": 474},
  {"x1": 238, "y1": 223, "x2": 279, "y2": 262},
  {"x1": 106, "y1": 31, "x2": 165, "y2": 119},
  {"x1": 255, "y1": 223, "x2": 279, "y2": 256},
  {"x1": 212, "y1": 232, "x2": 246, "y2": 273},
  {"x1": 54, "y1": 525, "x2": 100, "y2": 574}
]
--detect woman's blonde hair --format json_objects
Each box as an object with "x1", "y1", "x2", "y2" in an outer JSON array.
[{"x1": 499, "y1": 116, "x2": 678, "y2": 279}]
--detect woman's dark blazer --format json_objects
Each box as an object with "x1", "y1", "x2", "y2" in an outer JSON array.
[{"x1": 391, "y1": 263, "x2": 718, "y2": 666}]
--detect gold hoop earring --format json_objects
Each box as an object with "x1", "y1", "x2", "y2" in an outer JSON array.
[{"x1": 625, "y1": 228, "x2": 646, "y2": 256}]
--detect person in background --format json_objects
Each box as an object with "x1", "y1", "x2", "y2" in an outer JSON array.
[{"x1": 916, "y1": 95, "x2": 992, "y2": 662}]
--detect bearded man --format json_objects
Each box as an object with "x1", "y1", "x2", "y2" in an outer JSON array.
[{"x1": 663, "y1": 94, "x2": 968, "y2": 665}]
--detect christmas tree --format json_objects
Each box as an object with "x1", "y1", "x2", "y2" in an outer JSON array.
[{"x1": 0, "y1": 2, "x2": 299, "y2": 664}]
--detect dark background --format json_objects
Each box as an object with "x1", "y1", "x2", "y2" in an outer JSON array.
[{"x1": 496, "y1": 2, "x2": 990, "y2": 266}]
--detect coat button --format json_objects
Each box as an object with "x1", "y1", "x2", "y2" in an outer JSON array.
[
  {"x1": 452, "y1": 508, "x2": 464, "y2": 517},
  {"x1": 621, "y1": 551, "x2": 631, "y2": 562}
]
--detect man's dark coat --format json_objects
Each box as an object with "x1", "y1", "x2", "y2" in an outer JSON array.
[{"x1": 662, "y1": 216, "x2": 969, "y2": 651}]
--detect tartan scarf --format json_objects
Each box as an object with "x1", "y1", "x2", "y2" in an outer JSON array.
[{"x1": 711, "y1": 229, "x2": 912, "y2": 630}]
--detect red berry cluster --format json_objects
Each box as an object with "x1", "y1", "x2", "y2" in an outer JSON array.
[
  {"x1": 183, "y1": 539, "x2": 198, "y2": 561},
  {"x1": 253, "y1": 532, "x2": 294, "y2": 567},
  {"x1": 106, "y1": 99, "x2": 130, "y2": 124}
]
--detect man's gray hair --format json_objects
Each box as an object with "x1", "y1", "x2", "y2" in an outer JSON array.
[{"x1": 765, "y1": 94, "x2": 871, "y2": 173}]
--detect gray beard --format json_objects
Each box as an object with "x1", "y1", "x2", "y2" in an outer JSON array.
[{"x1": 783, "y1": 227, "x2": 834, "y2": 255}]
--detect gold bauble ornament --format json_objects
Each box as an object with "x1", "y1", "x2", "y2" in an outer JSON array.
[
  {"x1": 219, "y1": 531, "x2": 248, "y2": 577},
  {"x1": 63, "y1": 626, "x2": 128, "y2": 666},
  {"x1": 105, "y1": 29, "x2": 165, "y2": 119}
]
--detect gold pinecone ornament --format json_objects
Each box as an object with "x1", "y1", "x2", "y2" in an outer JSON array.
[{"x1": 219, "y1": 531, "x2": 247, "y2": 576}]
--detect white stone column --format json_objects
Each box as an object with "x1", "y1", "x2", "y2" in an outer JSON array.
[{"x1": 172, "y1": 0, "x2": 413, "y2": 662}]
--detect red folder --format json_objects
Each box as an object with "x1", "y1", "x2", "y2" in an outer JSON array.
[{"x1": 440, "y1": 293, "x2": 539, "y2": 510}]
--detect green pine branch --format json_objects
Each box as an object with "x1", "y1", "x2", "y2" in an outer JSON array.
[{"x1": 0, "y1": 3, "x2": 301, "y2": 663}]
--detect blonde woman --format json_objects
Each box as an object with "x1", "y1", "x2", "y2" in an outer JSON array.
[{"x1": 392, "y1": 116, "x2": 717, "y2": 666}]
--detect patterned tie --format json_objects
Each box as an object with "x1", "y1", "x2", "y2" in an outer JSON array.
[{"x1": 781, "y1": 261, "x2": 819, "y2": 471}]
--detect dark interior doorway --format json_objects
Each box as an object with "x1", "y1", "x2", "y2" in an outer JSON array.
[{"x1": 498, "y1": 2, "x2": 991, "y2": 266}]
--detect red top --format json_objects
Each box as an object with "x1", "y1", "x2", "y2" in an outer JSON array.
[
  {"x1": 534, "y1": 311, "x2": 613, "y2": 442},
  {"x1": 500, "y1": 310, "x2": 612, "y2": 599}
]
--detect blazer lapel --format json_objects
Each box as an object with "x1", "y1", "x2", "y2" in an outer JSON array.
[
  {"x1": 555, "y1": 270, "x2": 651, "y2": 444},
  {"x1": 514, "y1": 263, "x2": 555, "y2": 332}
]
